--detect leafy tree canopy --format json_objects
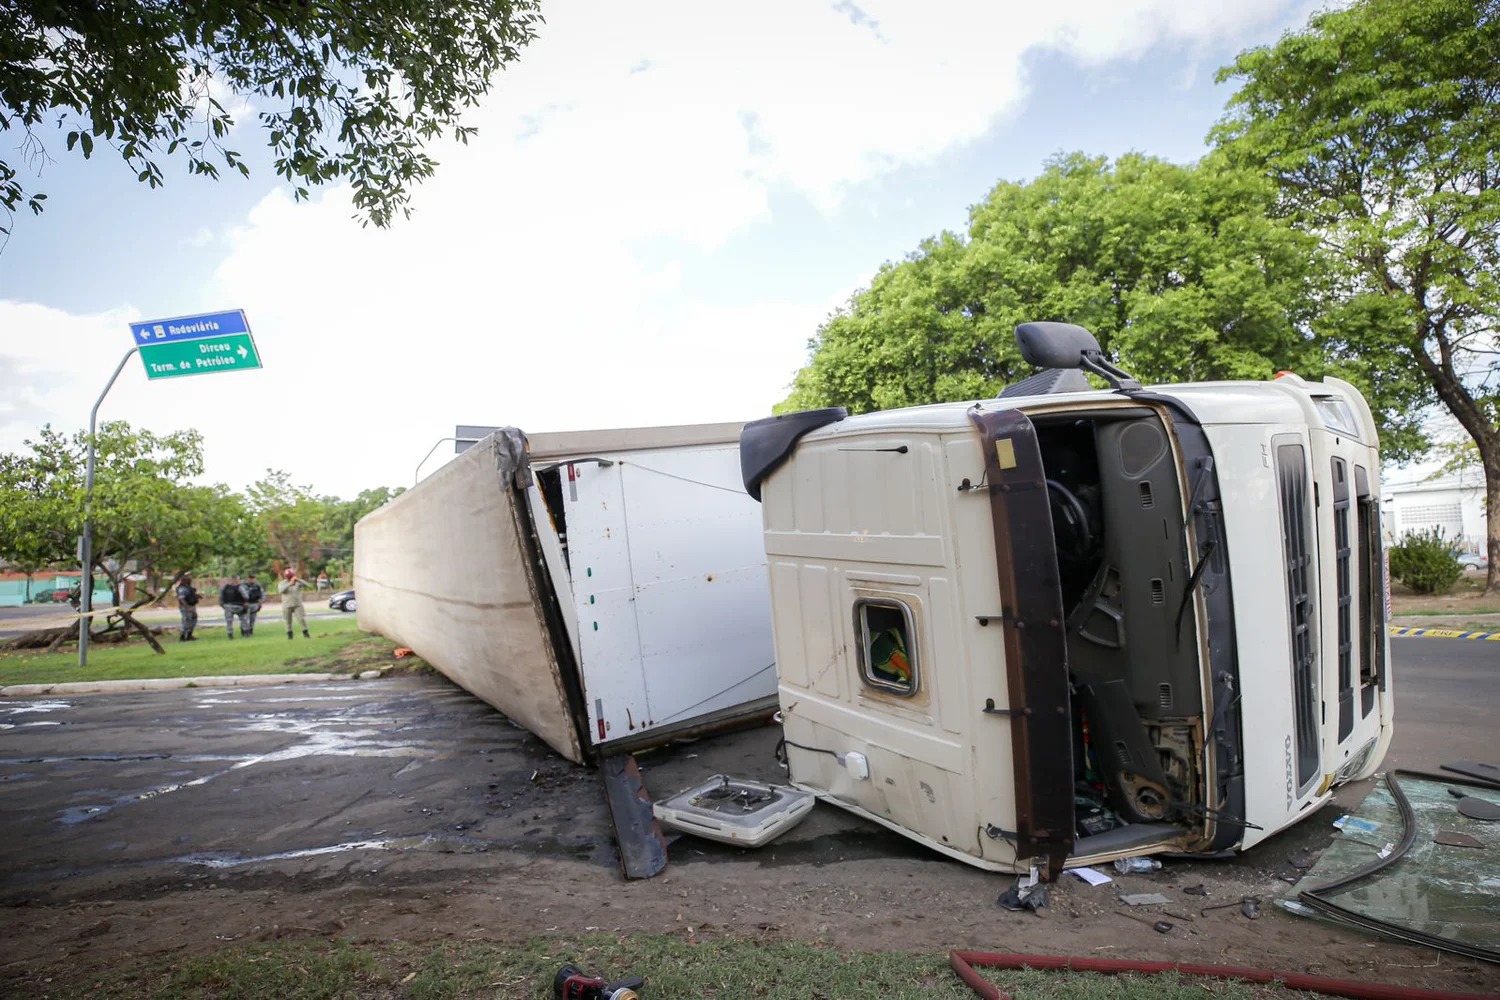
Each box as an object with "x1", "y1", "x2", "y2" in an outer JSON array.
[
  {"x1": 779, "y1": 152, "x2": 1419, "y2": 456},
  {"x1": 0, "y1": 0, "x2": 543, "y2": 237},
  {"x1": 0, "y1": 422, "x2": 243, "y2": 603},
  {"x1": 244, "y1": 469, "x2": 327, "y2": 575},
  {"x1": 1213, "y1": 0, "x2": 1500, "y2": 581}
]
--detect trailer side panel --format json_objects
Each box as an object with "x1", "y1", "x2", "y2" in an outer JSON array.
[{"x1": 355, "y1": 432, "x2": 584, "y2": 762}]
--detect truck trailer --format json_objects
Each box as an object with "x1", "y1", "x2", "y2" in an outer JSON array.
[
  {"x1": 740, "y1": 322, "x2": 1393, "y2": 879},
  {"x1": 355, "y1": 422, "x2": 778, "y2": 766}
]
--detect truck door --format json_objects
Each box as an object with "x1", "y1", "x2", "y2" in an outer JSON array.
[
  {"x1": 1312, "y1": 428, "x2": 1389, "y2": 781},
  {"x1": 559, "y1": 447, "x2": 776, "y2": 749},
  {"x1": 967, "y1": 407, "x2": 1076, "y2": 877}
]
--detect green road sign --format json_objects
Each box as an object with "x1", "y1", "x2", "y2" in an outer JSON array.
[{"x1": 138, "y1": 332, "x2": 262, "y2": 380}]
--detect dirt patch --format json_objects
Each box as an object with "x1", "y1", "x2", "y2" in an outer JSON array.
[
  {"x1": 4, "y1": 849, "x2": 1494, "y2": 996},
  {"x1": 286, "y1": 636, "x2": 433, "y2": 676},
  {"x1": 3, "y1": 677, "x2": 1494, "y2": 996},
  {"x1": 1389, "y1": 577, "x2": 1500, "y2": 615}
]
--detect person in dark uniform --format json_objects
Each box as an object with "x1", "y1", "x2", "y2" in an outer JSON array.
[
  {"x1": 219, "y1": 575, "x2": 246, "y2": 638},
  {"x1": 239, "y1": 573, "x2": 264, "y2": 636},
  {"x1": 176, "y1": 573, "x2": 200, "y2": 641}
]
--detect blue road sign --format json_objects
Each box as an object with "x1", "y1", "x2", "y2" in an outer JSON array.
[{"x1": 129, "y1": 310, "x2": 249, "y2": 345}]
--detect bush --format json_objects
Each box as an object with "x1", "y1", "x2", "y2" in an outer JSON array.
[{"x1": 1388, "y1": 528, "x2": 1463, "y2": 594}]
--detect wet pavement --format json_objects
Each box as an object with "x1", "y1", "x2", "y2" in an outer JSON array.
[
  {"x1": 0, "y1": 675, "x2": 904, "y2": 905},
  {"x1": 1, "y1": 637, "x2": 1495, "y2": 907}
]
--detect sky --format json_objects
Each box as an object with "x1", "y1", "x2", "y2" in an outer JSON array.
[{"x1": 0, "y1": 0, "x2": 1324, "y2": 499}]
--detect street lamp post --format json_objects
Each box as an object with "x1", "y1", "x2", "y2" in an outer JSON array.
[
  {"x1": 79, "y1": 347, "x2": 139, "y2": 667},
  {"x1": 414, "y1": 438, "x2": 459, "y2": 485}
]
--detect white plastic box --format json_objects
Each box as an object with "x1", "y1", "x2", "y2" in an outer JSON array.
[{"x1": 653, "y1": 775, "x2": 815, "y2": 848}]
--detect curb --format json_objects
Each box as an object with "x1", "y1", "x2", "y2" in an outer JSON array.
[
  {"x1": 0, "y1": 672, "x2": 381, "y2": 698},
  {"x1": 1388, "y1": 626, "x2": 1500, "y2": 641}
]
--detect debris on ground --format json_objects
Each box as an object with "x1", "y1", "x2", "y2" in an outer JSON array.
[
  {"x1": 1064, "y1": 866, "x2": 1111, "y2": 886},
  {"x1": 997, "y1": 869, "x2": 1049, "y2": 913},
  {"x1": 1200, "y1": 896, "x2": 1261, "y2": 919},
  {"x1": 1115, "y1": 910, "x2": 1172, "y2": 934},
  {"x1": 1118, "y1": 892, "x2": 1171, "y2": 906}
]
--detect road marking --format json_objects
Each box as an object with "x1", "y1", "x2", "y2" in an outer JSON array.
[{"x1": 1388, "y1": 626, "x2": 1500, "y2": 640}]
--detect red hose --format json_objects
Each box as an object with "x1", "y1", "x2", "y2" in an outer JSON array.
[{"x1": 949, "y1": 950, "x2": 1493, "y2": 1000}]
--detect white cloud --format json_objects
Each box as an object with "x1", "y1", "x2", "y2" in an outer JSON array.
[{"x1": 3, "y1": 0, "x2": 1303, "y2": 497}]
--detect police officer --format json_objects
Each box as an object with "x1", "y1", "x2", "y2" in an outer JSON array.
[
  {"x1": 239, "y1": 573, "x2": 264, "y2": 636},
  {"x1": 176, "y1": 573, "x2": 200, "y2": 641},
  {"x1": 220, "y1": 575, "x2": 245, "y2": 639},
  {"x1": 279, "y1": 568, "x2": 311, "y2": 639}
]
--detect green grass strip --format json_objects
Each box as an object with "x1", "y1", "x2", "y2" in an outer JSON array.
[
  {"x1": 0, "y1": 615, "x2": 391, "y2": 686},
  {"x1": 27, "y1": 934, "x2": 1323, "y2": 1000}
]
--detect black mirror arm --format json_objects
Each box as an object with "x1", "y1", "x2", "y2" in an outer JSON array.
[{"x1": 1079, "y1": 352, "x2": 1142, "y2": 393}]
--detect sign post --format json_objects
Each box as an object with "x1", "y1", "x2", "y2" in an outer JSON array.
[{"x1": 78, "y1": 309, "x2": 262, "y2": 667}]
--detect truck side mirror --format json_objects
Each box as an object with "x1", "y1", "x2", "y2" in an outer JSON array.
[{"x1": 1014, "y1": 322, "x2": 1141, "y2": 393}]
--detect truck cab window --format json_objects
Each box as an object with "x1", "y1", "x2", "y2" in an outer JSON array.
[{"x1": 856, "y1": 600, "x2": 917, "y2": 695}]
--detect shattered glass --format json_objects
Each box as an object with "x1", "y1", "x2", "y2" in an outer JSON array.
[{"x1": 1285, "y1": 773, "x2": 1500, "y2": 961}]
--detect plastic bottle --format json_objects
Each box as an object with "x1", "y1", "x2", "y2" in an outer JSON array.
[{"x1": 1113, "y1": 856, "x2": 1162, "y2": 874}]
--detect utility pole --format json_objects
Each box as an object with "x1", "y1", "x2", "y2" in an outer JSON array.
[{"x1": 79, "y1": 347, "x2": 139, "y2": 667}]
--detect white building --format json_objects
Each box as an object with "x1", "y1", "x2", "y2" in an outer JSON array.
[{"x1": 1382, "y1": 469, "x2": 1487, "y2": 554}]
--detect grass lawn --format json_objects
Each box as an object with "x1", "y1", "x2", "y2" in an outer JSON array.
[
  {"x1": 0, "y1": 614, "x2": 412, "y2": 687},
  {"x1": 41, "y1": 934, "x2": 1322, "y2": 1000}
]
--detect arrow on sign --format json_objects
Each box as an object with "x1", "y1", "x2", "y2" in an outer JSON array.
[{"x1": 237, "y1": 346, "x2": 248, "y2": 359}]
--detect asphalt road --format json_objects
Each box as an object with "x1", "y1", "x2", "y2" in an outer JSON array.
[
  {"x1": 0, "y1": 602, "x2": 342, "y2": 639},
  {"x1": 0, "y1": 636, "x2": 1494, "y2": 905},
  {"x1": 1383, "y1": 636, "x2": 1500, "y2": 773},
  {"x1": 0, "y1": 604, "x2": 79, "y2": 639}
]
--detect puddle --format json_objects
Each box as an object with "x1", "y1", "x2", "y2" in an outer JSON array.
[
  {"x1": 174, "y1": 833, "x2": 497, "y2": 868},
  {"x1": 49, "y1": 709, "x2": 435, "y2": 825},
  {"x1": 4, "y1": 701, "x2": 70, "y2": 716},
  {"x1": 3, "y1": 753, "x2": 171, "y2": 765},
  {"x1": 60, "y1": 805, "x2": 114, "y2": 825}
]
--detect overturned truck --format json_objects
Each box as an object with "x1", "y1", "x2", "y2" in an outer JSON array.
[
  {"x1": 355, "y1": 423, "x2": 777, "y2": 766},
  {"x1": 741, "y1": 322, "x2": 1394, "y2": 879}
]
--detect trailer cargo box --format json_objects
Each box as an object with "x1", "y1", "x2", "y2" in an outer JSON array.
[{"x1": 355, "y1": 423, "x2": 777, "y2": 764}]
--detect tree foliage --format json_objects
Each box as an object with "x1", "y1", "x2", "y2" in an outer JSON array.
[
  {"x1": 779, "y1": 153, "x2": 1414, "y2": 454},
  {"x1": 1213, "y1": 0, "x2": 1500, "y2": 585},
  {"x1": 318, "y1": 486, "x2": 403, "y2": 570},
  {"x1": 0, "y1": 0, "x2": 543, "y2": 237},
  {"x1": 1388, "y1": 527, "x2": 1464, "y2": 595},
  {"x1": 0, "y1": 422, "x2": 243, "y2": 606},
  {"x1": 244, "y1": 469, "x2": 326, "y2": 575}
]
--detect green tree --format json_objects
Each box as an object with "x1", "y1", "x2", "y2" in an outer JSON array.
[
  {"x1": 1213, "y1": 0, "x2": 1500, "y2": 587},
  {"x1": 245, "y1": 470, "x2": 327, "y2": 575},
  {"x1": 780, "y1": 154, "x2": 1404, "y2": 441},
  {"x1": 0, "y1": 0, "x2": 542, "y2": 238},
  {"x1": 316, "y1": 486, "x2": 404, "y2": 574},
  {"x1": 0, "y1": 447, "x2": 74, "y2": 599},
  {"x1": 0, "y1": 422, "x2": 245, "y2": 651}
]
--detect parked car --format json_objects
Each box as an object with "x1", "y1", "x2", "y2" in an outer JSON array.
[
  {"x1": 28, "y1": 588, "x2": 72, "y2": 604},
  {"x1": 329, "y1": 589, "x2": 356, "y2": 612},
  {"x1": 1457, "y1": 552, "x2": 1488, "y2": 570}
]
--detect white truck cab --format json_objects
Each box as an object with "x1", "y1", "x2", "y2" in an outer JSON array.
[{"x1": 740, "y1": 322, "x2": 1393, "y2": 879}]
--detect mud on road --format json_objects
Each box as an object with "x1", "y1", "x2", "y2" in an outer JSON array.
[{"x1": 1, "y1": 676, "x2": 1493, "y2": 995}]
